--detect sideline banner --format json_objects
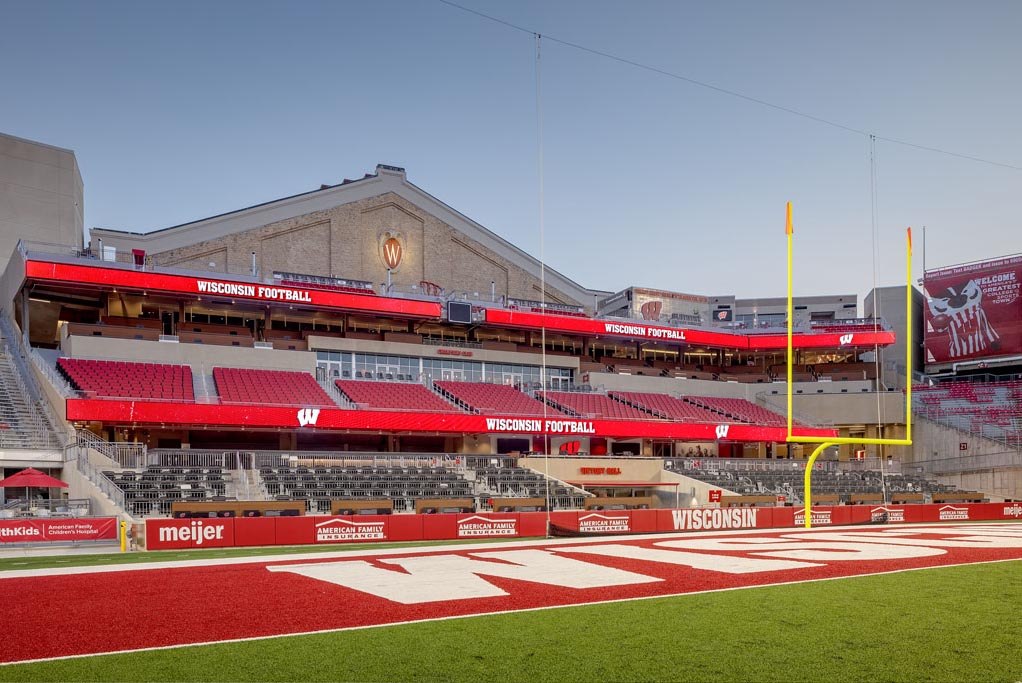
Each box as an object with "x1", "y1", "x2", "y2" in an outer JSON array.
[
  {"x1": 144, "y1": 503, "x2": 1022, "y2": 550},
  {"x1": 0, "y1": 517, "x2": 118, "y2": 544}
]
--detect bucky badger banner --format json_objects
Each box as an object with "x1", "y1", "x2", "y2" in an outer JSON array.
[{"x1": 924, "y1": 255, "x2": 1022, "y2": 364}]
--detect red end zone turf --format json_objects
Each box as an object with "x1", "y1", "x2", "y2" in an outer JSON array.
[{"x1": 2, "y1": 523, "x2": 1021, "y2": 664}]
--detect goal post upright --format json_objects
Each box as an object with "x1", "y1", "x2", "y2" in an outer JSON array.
[{"x1": 785, "y1": 206, "x2": 914, "y2": 527}]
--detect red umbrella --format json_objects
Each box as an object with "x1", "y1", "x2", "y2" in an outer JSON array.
[
  {"x1": 0, "y1": 468, "x2": 68, "y2": 489},
  {"x1": 0, "y1": 468, "x2": 67, "y2": 504}
]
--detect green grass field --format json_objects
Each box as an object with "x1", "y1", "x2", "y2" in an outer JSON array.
[{"x1": 2, "y1": 560, "x2": 1019, "y2": 683}]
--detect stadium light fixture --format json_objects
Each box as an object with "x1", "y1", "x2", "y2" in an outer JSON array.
[{"x1": 785, "y1": 202, "x2": 913, "y2": 527}]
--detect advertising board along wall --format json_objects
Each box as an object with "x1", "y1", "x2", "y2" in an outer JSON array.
[{"x1": 144, "y1": 503, "x2": 1022, "y2": 550}]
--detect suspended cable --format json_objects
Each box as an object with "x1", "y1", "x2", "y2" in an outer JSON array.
[
  {"x1": 536, "y1": 32, "x2": 552, "y2": 533},
  {"x1": 869, "y1": 134, "x2": 890, "y2": 503},
  {"x1": 436, "y1": 0, "x2": 1022, "y2": 172}
]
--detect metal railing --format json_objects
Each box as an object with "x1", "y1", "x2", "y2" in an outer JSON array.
[
  {"x1": 28, "y1": 348, "x2": 75, "y2": 398},
  {"x1": 74, "y1": 447, "x2": 126, "y2": 511},
  {"x1": 912, "y1": 406, "x2": 1022, "y2": 451},
  {"x1": 910, "y1": 449, "x2": 1022, "y2": 475},
  {"x1": 422, "y1": 337, "x2": 484, "y2": 349},
  {"x1": 75, "y1": 429, "x2": 147, "y2": 468},
  {"x1": 143, "y1": 449, "x2": 463, "y2": 471},
  {"x1": 663, "y1": 456, "x2": 841, "y2": 474},
  {"x1": 0, "y1": 347, "x2": 66, "y2": 449},
  {"x1": 0, "y1": 497, "x2": 92, "y2": 518},
  {"x1": 234, "y1": 451, "x2": 253, "y2": 500},
  {"x1": 837, "y1": 457, "x2": 904, "y2": 474}
]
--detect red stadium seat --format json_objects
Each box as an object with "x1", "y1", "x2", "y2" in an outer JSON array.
[
  {"x1": 335, "y1": 379, "x2": 461, "y2": 413},
  {"x1": 435, "y1": 381, "x2": 566, "y2": 416},
  {"x1": 57, "y1": 358, "x2": 194, "y2": 402},
  {"x1": 540, "y1": 391, "x2": 654, "y2": 420},
  {"x1": 213, "y1": 367, "x2": 334, "y2": 407}
]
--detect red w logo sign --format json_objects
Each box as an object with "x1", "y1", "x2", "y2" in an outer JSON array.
[
  {"x1": 640, "y1": 301, "x2": 662, "y2": 320},
  {"x1": 559, "y1": 440, "x2": 582, "y2": 455}
]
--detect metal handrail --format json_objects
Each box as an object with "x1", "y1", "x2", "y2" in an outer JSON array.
[
  {"x1": 75, "y1": 429, "x2": 147, "y2": 468},
  {"x1": 910, "y1": 449, "x2": 1022, "y2": 475},
  {"x1": 0, "y1": 316, "x2": 65, "y2": 449},
  {"x1": 74, "y1": 447, "x2": 127, "y2": 511},
  {"x1": 663, "y1": 456, "x2": 841, "y2": 474},
  {"x1": 29, "y1": 349, "x2": 75, "y2": 398},
  {"x1": 0, "y1": 498, "x2": 92, "y2": 518}
]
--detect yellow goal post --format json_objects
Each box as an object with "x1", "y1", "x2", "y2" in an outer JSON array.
[{"x1": 784, "y1": 202, "x2": 913, "y2": 527}]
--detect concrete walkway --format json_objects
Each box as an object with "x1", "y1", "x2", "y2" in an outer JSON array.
[{"x1": 0, "y1": 542, "x2": 122, "y2": 559}]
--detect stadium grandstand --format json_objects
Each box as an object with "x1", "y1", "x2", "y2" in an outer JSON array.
[{"x1": 0, "y1": 134, "x2": 1015, "y2": 531}]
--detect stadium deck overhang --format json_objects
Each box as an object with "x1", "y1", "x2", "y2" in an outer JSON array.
[
  {"x1": 64, "y1": 398, "x2": 839, "y2": 443},
  {"x1": 20, "y1": 253, "x2": 897, "y2": 351}
]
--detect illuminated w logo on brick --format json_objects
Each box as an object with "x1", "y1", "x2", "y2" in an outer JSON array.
[{"x1": 382, "y1": 237, "x2": 403, "y2": 270}]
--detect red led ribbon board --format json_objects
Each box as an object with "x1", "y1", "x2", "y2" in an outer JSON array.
[
  {"x1": 25, "y1": 260, "x2": 442, "y2": 319},
  {"x1": 65, "y1": 398, "x2": 838, "y2": 441}
]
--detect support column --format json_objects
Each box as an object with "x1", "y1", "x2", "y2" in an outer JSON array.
[{"x1": 20, "y1": 288, "x2": 30, "y2": 348}]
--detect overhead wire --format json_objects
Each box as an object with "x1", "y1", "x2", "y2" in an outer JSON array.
[
  {"x1": 436, "y1": 0, "x2": 1022, "y2": 172},
  {"x1": 536, "y1": 32, "x2": 552, "y2": 533},
  {"x1": 869, "y1": 134, "x2": 890, "y2": 502}
]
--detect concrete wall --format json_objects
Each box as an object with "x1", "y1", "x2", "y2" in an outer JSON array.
[
  {"x1": 520, "y1": 456, "x2": 666, "y2": 484},
  {"x1": 658, "y1": 470, "x2": 734, "y2": 507},
  {"x1": 519, "y1": 456, "x2": 696, "y2": 507},
  {"x1": 62, "y1": 334, "x2": 317, "y2": 373},
  {"x1": 0, "y1": 133, "x2": 83, "y2": 262},
  {"x1": 909, "y1": 416, "x2": 1013, "y2": 463},
  {"x1": 0, "y1": 249, "x2": 26, "y2": 316},
  {"x1": 865, "y1": 285, "x2": 924, "y2": 389},
  {"x1": 758, "y1": 392, "x2": 904, "y2": 426},
  {"x1": 934, "y1": 468, "x2": 1021, "y2": 502}
]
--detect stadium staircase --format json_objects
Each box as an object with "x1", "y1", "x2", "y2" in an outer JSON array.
[
  {"x1": 468, "y1": 461, "x2": 590, "y2": 510},
  {"x1": 226, "y1": 452, "x2": 259, "y2": 500},
  {"x1": 0, "y1": 315, "x2": 65, "y2": 450},
  {"x1": 192, "y1": 370, "x2": 217, "y2": 403},
  {"x1": 334, "y1": 379, "x2": 463, "y2": 412},
  {"x1": 539, "y1": 390, "x2": 656, "y2": 420},
  {"x1": 70, "y1": 429, "x2": 145, "y2": 519},
  {"x1": 319, "y1": 379, "x2": 354, "y2": 408}
]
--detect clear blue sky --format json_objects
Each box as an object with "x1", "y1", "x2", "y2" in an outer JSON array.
[{"x1": 3, "y1": 0, "x2": 1020, "y2": 302}]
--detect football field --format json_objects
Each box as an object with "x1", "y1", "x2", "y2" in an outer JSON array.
[{"x1": 1, "y1": 523, "x2": 1020, "y2": 682}]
